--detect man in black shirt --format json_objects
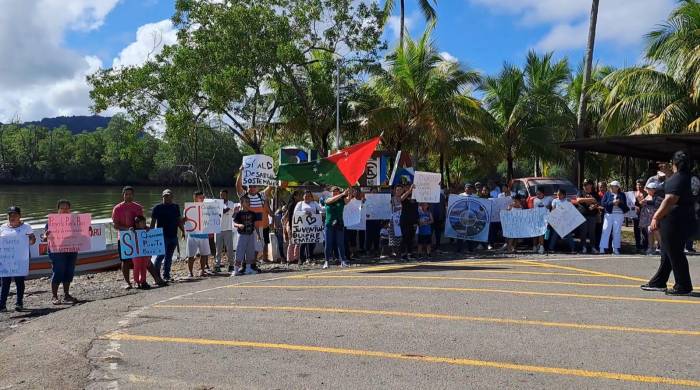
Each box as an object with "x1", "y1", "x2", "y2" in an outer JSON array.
[
  {"x1": 150, "y1": 189, "x2": 185, "y2": 281},
  {"x1": 642, "y1": 151, "x2": 695, "y2": 295}
]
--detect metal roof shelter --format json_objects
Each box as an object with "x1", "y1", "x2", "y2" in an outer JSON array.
[{"x1": 559, "y1": 134, "x2": 700, "y2": 160}]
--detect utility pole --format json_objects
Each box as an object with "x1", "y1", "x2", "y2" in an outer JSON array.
[{"x1": 576, "y1": 0, "x2": 599, "y2": 186}]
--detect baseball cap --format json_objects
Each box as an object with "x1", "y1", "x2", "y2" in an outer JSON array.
[
  {"x1": 610, "y1": 180, "x2": 621, "y2": 187},
  {"x1": 7, "y1": 206, "x2": 20, "y2": 214},
  {"x1": 162, "y1": 189, "x2": 173, "y2": 196}
]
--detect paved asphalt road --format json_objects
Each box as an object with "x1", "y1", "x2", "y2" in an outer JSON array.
[{"x1": 3, "y1": 254, "x2": 700, "y2": 389}]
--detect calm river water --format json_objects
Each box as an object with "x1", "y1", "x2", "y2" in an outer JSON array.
[{"x1": 0, "y1": 185, "x2": 200, "y2": 226}]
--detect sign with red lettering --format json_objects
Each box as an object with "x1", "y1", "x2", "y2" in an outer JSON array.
[
  {"x1": 119, "y1": 228, "x2": 166, "y2": 259},
  {"x1": 47, "y1": 213, "x2": 92, "y2": 253},
  {"x1": 184, "y1": 202, "x2": 222, "y2": 234}
]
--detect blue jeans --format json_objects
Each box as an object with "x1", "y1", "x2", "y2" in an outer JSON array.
[
  {"x1": 49, "y1": 252, "x2": 78, "y2": 284},
  {"x1": 153, "y1": 236, "x2": 179, "y2": 279},
  {"x1": 324, "y1": 224, "x2": 347, "y2": 262},
  {"x1": 548, "y1": 229, "x2": 575, "y2": 252},
  {"x1": 1, "y1": 276, "x2": 25, "y2": 308}
]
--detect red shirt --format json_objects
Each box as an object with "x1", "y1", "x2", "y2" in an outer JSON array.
[{"x1": 112, "y1": 202, "x2": 144, "y2": 230}]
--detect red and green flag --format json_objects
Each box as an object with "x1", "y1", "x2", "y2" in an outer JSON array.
[{"x1": 277, "y1": 137, "x2": 381, "y2": 187}]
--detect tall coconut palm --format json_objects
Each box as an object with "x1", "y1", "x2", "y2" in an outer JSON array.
[
  {"x1": 602, "y1": 0, "x2": 700, "y2": 134},
  {"x1": 362, "y1": 22, "x2": 484, "y2": 164},
  {"x1": 383, "y1": 0, "x2": 437, "y2": 48},
  {"x1": 481, "y1": 51, "x2": 574, "y2": 181}
]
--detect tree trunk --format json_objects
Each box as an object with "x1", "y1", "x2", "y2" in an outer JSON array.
[
  {"x1": 575, "y1": 0, "x2": 600, "y2": 186},
  {"x1": 399, "y1": 0, "x2": 405, "y2": 50},
  {"x1": 439, "y1": 152, "x2": 445, "y2": 184},
  {"x1": 507, "y1": 150, "x2": 514, "y2": 182}
]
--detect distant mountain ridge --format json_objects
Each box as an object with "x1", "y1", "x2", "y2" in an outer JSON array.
[{"x1": 0, "y1": 115, "x2": 112, "y2": 134}]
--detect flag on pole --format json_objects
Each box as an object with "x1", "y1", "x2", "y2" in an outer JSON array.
[{"x1": 277, "y1": 137, "x2": 381, "y2": 187}]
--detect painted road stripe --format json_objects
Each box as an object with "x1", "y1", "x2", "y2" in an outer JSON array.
[
  {"x1": 517, "y1": 260, "x2": 650, "y2": 282},
  {"x1": 153, "y1": 304, "x2": 700, "y2": 337},
  {"x1": 226, "y1": 284, "x2": 700, "y2": 305},
  {"x1": 289, "y1": 275, "x2": 639, "y2": 288},
  {"x1": 104, "y1": 332, "x2": 700, "y2": 387},
  {"x1": 346, "y1": 269, "x2": 617, "y2": 278}
]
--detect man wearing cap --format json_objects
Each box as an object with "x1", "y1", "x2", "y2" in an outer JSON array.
[
  {"x1": 0, "y1": 206, "x2": 36, "y2": 312},
  {"x1": 150, "y1": 189, "x2": 185, "y2": 281},
  {"x1": 576, "y1": 179, "x2": 601, "y2": 254}
]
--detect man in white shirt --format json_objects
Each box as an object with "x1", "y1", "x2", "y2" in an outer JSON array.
[{"x1": 215, "y1": 189, "x2": 239, "y2": 273}]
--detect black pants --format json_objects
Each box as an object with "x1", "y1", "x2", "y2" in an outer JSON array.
[
  {"x1": 648, "y1": 219, "x2": 693, "y2": 291},
  {"x1": 633, "y1": 218, "x2": 648, "y2": 250},
  {"x1": 433, "y1": 221, "x2": 444, "y2": 250},
  {"x1": 365, "y1": 220, "x2": 381, "y2": 252},
  {"x1": 300, "y1": 243, "x2": 315, "y2": 261},
  {"x1": 0, "y1": 276, "x2": 25, "y2": 308},
  {"x1": 399, "y1": 222, "x2": 415, "y2": 254}
]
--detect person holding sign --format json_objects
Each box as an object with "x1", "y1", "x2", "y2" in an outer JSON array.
[
  {"x1": 232, "y1": 196, "x2": 262, "y2": 276},
  {"x1": 236, "y1": 165, "x2": 274, "y2": 265},
  {"x1": 399, "y1": 185, "x2": 418, "y2": 260},
  {"x1": 502, "y1": 196, "x2": 524, "y2": 252},
  {"x1": 548, "y1": 189, "x2": 576, "y2": 254},
  {"x1": 417, "y1": 203, "x2": 434, "y2": 258},
  {"x1": 131, "y1": 216, "x2": 152, "y2": 289},
  {"x1": 185, "y1": 191, "x2": 211, "y2": 278},
  {"x1": 42, "y1": 199, "x2": 80, "y2": 305},
  {"x1": 215, "y1": 189, "x2": 239, "y2": 273},
  {"x1": 112, "y1": 186, "x2": 143, "y2": 290},
  {"x1": 600, "y1": 181, "x2": 629, "y2": 255},
  {"x1": 323, "y1": 187, "x2": 352, "y2": 269},
  {"x1": 0, "y1": 206, "x2": 35, "y2": 312},
  {"x1": 576, "y1": 179, "x2": 601, "y2": 255},
  {"x1": 294, "y1": 191, "x2": 322, "y2": 264}
]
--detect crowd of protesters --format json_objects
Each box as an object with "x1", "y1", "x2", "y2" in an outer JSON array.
[{"x1": 1, "y1": 152, "x2": 698, "y2": 311}]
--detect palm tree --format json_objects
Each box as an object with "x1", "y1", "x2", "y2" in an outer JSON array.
[
  {"x1": 602, "y1": 0, "x2": 700, "y2": 134},
  {"x1": 383, "y1": 0, "x2": 437, "y2": 48},
  {"x1": 480, "y1": 51, "x2": 574, "y2": 181},
  {"x1": 361, "y1": 23, "x2": 485, "y2": 181}
]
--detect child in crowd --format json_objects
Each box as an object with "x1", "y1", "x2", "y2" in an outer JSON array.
[
  {"x1": 503, "y1": 195, "x2": 524, "y2": 252},
  {"x1": 232, "y1": 196, "x2": 262, "y2": 276},
  {"x1": 379, "y1": 222, "x2": 390, "y2": 259},
  {"x1": 417, "y1": 203, "x2": 434, "y2": 258},
  {"x1": 131, "y1": 216, "x2": 151, "y2": 290},
  {"x1": 531, "y1": 188, "x2": 548, "y2": 254},
  {"x1": 640, "y1": 182, "x2": 663, "y2": 255},
  {"x1": 548, "y1": 189, "x2": 576, "y2": 254}
]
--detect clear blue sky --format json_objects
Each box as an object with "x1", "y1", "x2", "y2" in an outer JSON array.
[{"x1": 0, "y1": 0, "x2": 676, "y2": 122}]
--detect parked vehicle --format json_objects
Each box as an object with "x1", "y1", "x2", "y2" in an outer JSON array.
[{"x1": 510, "y1": 177, "x2": 578, "y2": 208}]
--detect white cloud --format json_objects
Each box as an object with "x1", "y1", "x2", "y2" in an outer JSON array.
[
  {"x1": 440, "y1": 51, "x2": 459, "y2": 63},
  {"x1": 470, "y1": 0, "x2": 675, "y2": 52},
  {"x1": 112, "y1": 19, "x2": 177, "y2": 68},
  {"x1": 0, "y1": 0, "x2": 177, "y2": 123}
]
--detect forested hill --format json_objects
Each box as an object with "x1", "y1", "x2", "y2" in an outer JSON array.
[{"x1": 7, "y1": 115, "x2": 112, "y2": 134}]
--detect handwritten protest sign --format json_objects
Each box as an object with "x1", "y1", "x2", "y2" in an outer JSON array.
[
  {"x1": 501, "y1": 208, "x2": 549, "y2": 238},
  {"x1": 119, "y1": 228, "x2": 166, "y2": 259},
  {"x1": 291, "y1": 212, "x2": 325, "y2": 244},
  {"x1": 0, "y1": 235, "x2": 30, "y2": 277},
  {"x1": 47, "y1": 213, "x2": 92, "y2": 253},
  {"x1": 548, "y1": 202, "x2": 585, "y2": 237},
  {"x1": 343, "y1": 199, "x2": 363, "y2": 227},
  {"x1": 444, "y1": 195, "x2": 491, "y2": 242},
  {"x1": 347, "y1": 207, "x2": 367, "y2": 231},
  {"x1": 412, "y1": 171, "x2": 441, "y2": 203},
  {"x1": 242, "y1": 154, "x2": 277, "y2": 187},
  {"x1": 364, "y1": 193, "x2": 392, "y2": 220},
  {"x1": 184, "y1": 202, "x2": 222, "y2": 234},
  {"x1": 489, "y1": 197, "x2": 512, "y2": 223}
]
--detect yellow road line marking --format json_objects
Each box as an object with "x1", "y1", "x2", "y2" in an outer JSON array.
[
  {"x1": 104, "y1": 332, "x2": 700, "y2": 387},
  {"x1": 153, "y1": 304, "x2": 700, "y2": 337},
  {"x1": 226, "y1": 284, "x2": 700, "y2": 305},
  {"x1": 517, "y1": 260, "x2": 649, "y2": 282},
  {"x1": 329, "y1": 269, "x2": 615, "y2": 278},
  {"x1": 290, "y1": 274, "x2": 638, "y2": 288}
]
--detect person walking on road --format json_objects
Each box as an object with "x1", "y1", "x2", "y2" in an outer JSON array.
[
  {"x1": 150, "y1": 189, "x2": 185, "y2": 281},
  {"x1": 0, "y1": 206, "x2": 35, "y2": 312},
  {"x1": 642, "y1": 151, "x2": 695, "y2": 295},
  {"x1": 42, "y1": 199, "x2": 80, "y2": 305}
]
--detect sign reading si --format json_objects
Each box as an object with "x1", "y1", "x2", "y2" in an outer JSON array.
[
  {"x1": 291, "y1": 212, "x2": 324, "y2": 244},
  {"x1": 242, "y1": 154, "x2": 277, "y2": 187},
  {"x1": 47, "y1": 213, "x2": 92, "y2": 253},
  {"x1": 119, "y1": 228, "x2": 166, "y2": 259},
  {"x1": 184, "y1": 202, "x2": 222, "y2": 234}
]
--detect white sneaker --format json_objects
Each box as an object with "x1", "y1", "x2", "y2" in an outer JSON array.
[
  {"x1": 582, "y1": 247, "x2": 587, "y2": 254},
  {"x1": 487, "y1": 245, "x2": 493, "y2": 250},
  {"x1": 322, "y1": 261, "x2": 329, "y2": 269},
  {"x1": 613, "y1": 249, "x2": 620, "y2": 255},
  {"x1": 538, "y1": 245, "x2": 544, "y2": 254},
  {"x1": 340, "y1": 261, "x2": 350, "y2": 268},
  {"x1": 244, "y1": 266, "x2": 257, "y2": 275}
]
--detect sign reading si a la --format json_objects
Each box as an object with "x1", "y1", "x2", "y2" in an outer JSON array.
[
  {"x1": 242, "y1": 154, "x2": 277, "y2": 187},
  {"x1": 291, "y1": 212, "x2": 324, "y2": 244}
]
